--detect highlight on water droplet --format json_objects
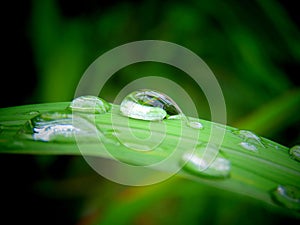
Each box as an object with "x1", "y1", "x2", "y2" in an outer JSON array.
[
  {"x1": 181, "y1": 144, "x2": 230, "y2": 178},
  {"x1": 68, "y1": 95, "x2": 111, "y2": 114},
  {"x1": 232, "y1": 129, "x2": 265, "y2": 148},
  {"x1": 120, "y1": 89, "x2": 184, "y2": 121},
  {"x1": 289, "y1": 145, "x2": 300, "y2": 162},
  {"x1": 239, "y1": 141, "x2": 258, "y2": 152},
  {"x1": 271, "y1": 185, "x2": 300, "y2": 210}
]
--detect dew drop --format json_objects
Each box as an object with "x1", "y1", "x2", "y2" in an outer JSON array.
[
  {"x1": 34, "y1": 124, "x2": 79, "y2": 142},
  {"x1": 267, "y1": 142, "x2": 280, "y2": 150},
  {"x1": 289, "y1": 145, "x2": 300, "y2": 162},
  {"x1": 271, "y1": 185, "x2": 300, "y2": 210},
  {"x1": 239, "y1": 141, "x2": 258, "y2": 152},
  {"x1": 26, "y1": 111, "x2": 40, "y2": 116},
  {"x1": 68, "y1": 95, "x2": 111, "y2": 114},
  {"x1": 120, "y1": 89, "x2": 183, "y2": 121},
  {"x1": 188, "y1": 121, "x2": 204, "y2": 129},
  {"x1": 181, "y1": 144, "x2": 230, "y2": 178},
  {"x1": 233, "y1": 130, "x2": 265, "y2": 148},
  {"x1": 182, "y1": 153, "x2": 230, "y2": 178},
  {"x1": 22, "y1": 111, "x2": 97, "y2": 142},
  {"x1": 167, "y1": 114, "x2": 203, "y2": 130}
]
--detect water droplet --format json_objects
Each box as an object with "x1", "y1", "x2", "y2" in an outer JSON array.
[
  {"x1": 120, "y1": 89, "x2": 183, "y2": 121},
  {"x1": 233, "y1": 130, "x2": 265, "y2": 148},
  {"x1": 68, "y1": 95, "x2": 111, "y2": 114},
  {"x1": 188, "y1": 121, "x2": 204, "y2": 129},
  {"x1": 267, "y1": 142, "x2": 280, "y2": 150},
  {"x1": 181, "y1": 144, "x2": 230, "y2": 178},
  {"x1": 26, "y1": 111, "x2": 40, "y2": 116},
  {"x1": 271, "y1": 185, "x2": 300, "y2": 210},
  {"x1": 34, "y1": 124, "x2": 79, "y2": 142},
  {"x1": 22, "y1": 111, "x2": 97, "y2": 142},
  {"x1": 239, "y1": 141, "x2": 258, "y2": 152},
  {"x1": 289, "y1": 145, "x2": 300, "y2": 162},
  {"x1": 167, "y1": 114, "x2": 203, "y2": 130}
]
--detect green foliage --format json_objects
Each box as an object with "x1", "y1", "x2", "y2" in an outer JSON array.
[{"x1": 0, "y1": 101, "x2": 299, "y2": 224}]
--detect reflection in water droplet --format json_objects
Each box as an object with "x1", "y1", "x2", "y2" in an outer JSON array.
[
  {"x1": 68, "y1": 95, "x2": 111, "y2": 114},
  {"x1": 233, "y1": 130, "x2": 265, "y2": 148},
  {"x1": 239, "y1": 141, "x2": 258, "y2": 152},
  {"x1": 120, "y1": 89, "x2": 183, "y2": 121},
  {"x1": 181, "y1": 144, "x2": 230, "y2": 178},
  {"x1": 271, "y1": 185, "x2": 300, "y2": 210},
  {"x1": 289, "y1": 145, "x2": 300, "y2": 162}
]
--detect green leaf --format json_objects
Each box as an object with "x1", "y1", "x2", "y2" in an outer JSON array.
[{"x1": 0, "y1": 102, "x2": 299, "y2": 217}]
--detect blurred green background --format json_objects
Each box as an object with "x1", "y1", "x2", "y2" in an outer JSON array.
[{"x1": 1, "y1": 0, "x2": 299, "y2": 224}]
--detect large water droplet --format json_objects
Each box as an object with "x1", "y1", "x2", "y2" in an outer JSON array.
[
  {"x1": 120, "y1": 89, "x2": 183, "y2": 121},
  {"x1": 271, "y1": 185, "x2": 300, "y2": 210},
  {"x1": 68, "y1": 95, "x2": 111, "y2": 114},
  {"x1": 289, "y1": 145, "x2": 300, "y2": 162},
  {"x1": 239, "y1": 141, "x2": 258, "y2": 152},
  {"x1": 181, "y1": 144, "x2": 230, "y2": 178},
  {"x1": 233, "y1": 130, "x2": 265, "y2": 148},
  {"x1": 22, "y1": 111, "x2": 97, "y2": 142}
]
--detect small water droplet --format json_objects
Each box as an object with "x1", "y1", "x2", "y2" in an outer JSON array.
[
  {"x1": 181, "y1": 144, "x2": 230, "y2": 178},
  {"x1": 188, "y1": 121, "x2": 204, "y2": 129},
  {"x1": 182, "y1": 153, "x2": 230, "y2": 178},
  {"x1": 267, "y1": 142, "x2": 280, "y2": 150},
  {"x1": 68, "y1": 95, "x2": 111, "y2": 114},
  {"x1": 27, "y1": 111, "x2": 40, "y2": 116},
  {"x1": 239, "y1": 141, "x2": 258, "y2": 152},
  {"x1": 167, "y1": 115, "x2": 203, "y2": 130},
  {"x1": 233, "y1": 130, "x2": 265, "y2": 148},
  {"x1": 289, "y1": 145, "x2": 300, "y2": 162},
  {"x1": 120, "y1": 89, "x2": 183, "y2": 121},
  {"x1": 271, "y1": 185, "x2": 300, "y2": 210}
]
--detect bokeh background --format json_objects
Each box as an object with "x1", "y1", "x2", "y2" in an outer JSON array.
[{"x1": 1, "y1": 0, "x2": 299, "y2": 224}]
